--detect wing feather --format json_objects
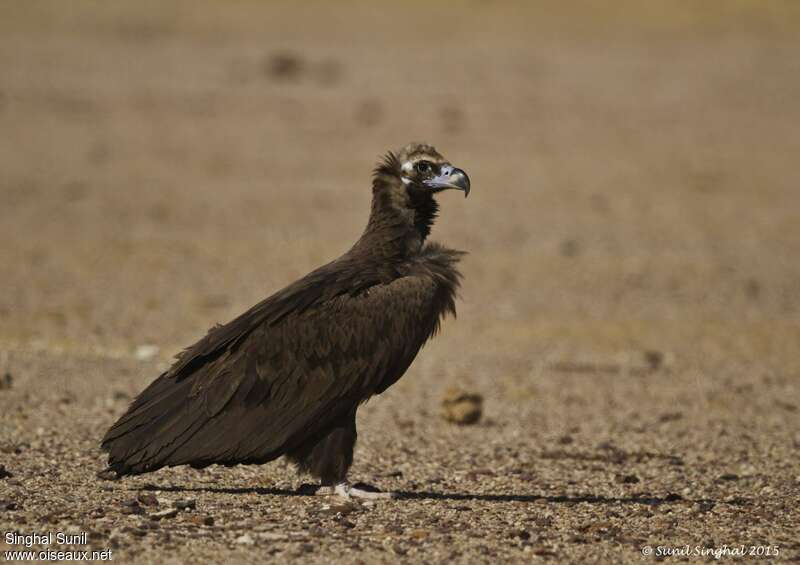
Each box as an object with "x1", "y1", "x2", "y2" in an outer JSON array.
[{"x1": 101, "y1": 272, "x2": 445, "y2": 475}]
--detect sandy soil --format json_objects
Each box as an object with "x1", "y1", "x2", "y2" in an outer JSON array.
[{"x1": 1, "y1": 1, "x2": 799, "y2": 563}]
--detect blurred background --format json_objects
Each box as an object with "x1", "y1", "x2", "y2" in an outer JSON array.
[
  {"x1": 1, "y1": 0, "x2": 798, "y2": 405},
  {"x1": 1, "y1": 2, "x2": 799, "y2": 559}
]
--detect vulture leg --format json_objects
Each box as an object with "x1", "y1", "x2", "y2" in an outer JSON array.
[
  {"x1": 288, "y1": 407, "x2": 357, "y2": 485},
  {"x1": 288, "y1": 407, "x2": 394, "y2": 499}
]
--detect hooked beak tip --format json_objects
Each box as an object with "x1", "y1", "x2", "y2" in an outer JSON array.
[
  {"x1": 421, "y1": 165, "x2": 471, "y2": 198},
  {"x1": 446, "y1": 167, "x2": 470, "y2": 197}
]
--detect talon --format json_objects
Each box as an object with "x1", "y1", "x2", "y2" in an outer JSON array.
[
  {"x1": 314, "y1": 481, "x2": 395, "y2": 500},
  {"x1": 335, "y1": 481, "x2": 395, "y2": 500},
  {"x1": 334, "y1": 483, "x2": 352, "y2": 499},
  {"x1": 315, "y1": 485, "x2": 337, "y2": 496}
]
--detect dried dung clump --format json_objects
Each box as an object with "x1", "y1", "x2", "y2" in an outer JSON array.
[{"x1": 441, "y1": 388, "x2": 483, "y2": 425}]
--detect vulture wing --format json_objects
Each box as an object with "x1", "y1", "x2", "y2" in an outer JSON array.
[{"x1": 101, "y1": 270, "x2": 447, "y2": 475}]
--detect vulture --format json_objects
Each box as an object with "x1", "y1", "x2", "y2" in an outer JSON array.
[{"x1": 101, "y1": 142, "x2": 470, "y2": 499}]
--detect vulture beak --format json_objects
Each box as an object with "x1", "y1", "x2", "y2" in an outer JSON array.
[{"x1": 423, "y1": 165, "x2": 471, "y2": 198}]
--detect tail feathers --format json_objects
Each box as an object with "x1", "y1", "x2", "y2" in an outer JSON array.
[
  {"x1": 100, "y1": 369, "x2": 287, "y2": 477},
  {"x1": 101, "y1": 374, "x2": 204, "y2": 476}
]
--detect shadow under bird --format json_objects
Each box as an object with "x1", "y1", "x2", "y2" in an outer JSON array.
[{"x1": 100, "y1": 143, "x2": 470, "y2": 499}]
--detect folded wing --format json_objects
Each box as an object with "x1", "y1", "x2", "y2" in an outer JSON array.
[{"x1": 101, "y1": 274, "x2": 444, "y2": 475}]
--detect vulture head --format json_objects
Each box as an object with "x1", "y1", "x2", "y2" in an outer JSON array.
[
  {"x1": 394, "y1": 142, "x2": 470, "y2": 198},
  {"x1": 368, "y1": 142, "x2": 470, "y2": 249}
]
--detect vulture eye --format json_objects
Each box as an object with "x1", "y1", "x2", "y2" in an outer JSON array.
[{"x1": 415, "y1": 161, "x2": 432, "y2": 174}]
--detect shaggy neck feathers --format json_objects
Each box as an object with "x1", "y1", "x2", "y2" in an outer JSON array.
[{"x1": 353, "y1": 153, "x2": 439, "y2": 261}]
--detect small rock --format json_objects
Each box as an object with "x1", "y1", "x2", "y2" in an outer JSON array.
[
  {"x1": 320, "y1": 501, "x2": 359, "y2": 516},
  {"x1": 120, "y1": 500, "x2": 145, "y2": 515},
  {"x1": 557, "y1": 435, "x2": 574, "y2": 445},
  {"x1": 694, "y1": 501, "x2": 715, "y2": 513},
  {"x1": 1, "y1": 443, "x2": 25, "y2": 455},
  {"x1": 718, "y1": 473, "x2": 739, "y2": 482},
  {"x1": 511, "y1": 529, "x2": 531, "y2": 540},
  {"x1": 664, "y1": 492, "x2": 683, "y2": 502},
  {"x1": 0, "y1": 372, "x2": 12, "y2": 390},
  {"x1": 256, "y1": 532, "x2": 288, "y2": 541},
  {"x1": 410, "y1": 529, "x2": 429, "y2": 540},
  {"x1": 134, "y1": 345, "x2": 159, "y2": 361},
  {"x1": 583, "y1": 521, "x2": 616, "y2": 536},
  {"x1": 174, "y1": 498, "x2": 196, "y2": 511},
  {"x1": 235, "y1": 533, "x2": 255, "y2": 545},
  {"x1": 186, "y1": 514, "x2": 214, "y2": 526},
  {"x1": 96, "y1": 468, "x2": 119, "y2": 481},
  {"x1": 149, "y1": 508, "x2": 178, "y2": 521},
  {"x1": 615, "y1": 474, "x2": 640, "y2": 484},
  {"x1": 530, "y1": 544, "x2": 556, "y2": 556},
  {"x1": 136, "y1": 493, "x2": 159, "y2": 507},
  {"x1": 441, "y1": 388, "x2": 483, "y2": 425},
  {"x1": 0, "y1": 465, "x2": 12, "y2": 479}
]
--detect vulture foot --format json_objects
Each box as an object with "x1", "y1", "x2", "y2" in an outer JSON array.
[{"x1": 316, "y1": 481, "x2": 395, "y2": 500}]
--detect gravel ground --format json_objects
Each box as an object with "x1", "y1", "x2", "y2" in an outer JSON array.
[{"x1": 1, "y1": 2, "x2": 799, "y2": 563}]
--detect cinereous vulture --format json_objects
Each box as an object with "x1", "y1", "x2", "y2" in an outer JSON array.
[{"x1": 101, "y1": 142, "x2": 470, "y2": 499}]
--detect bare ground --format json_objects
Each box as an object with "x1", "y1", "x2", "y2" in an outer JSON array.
[{"x1": 1, "y1": 1, "x2": 799, "y2": 563}]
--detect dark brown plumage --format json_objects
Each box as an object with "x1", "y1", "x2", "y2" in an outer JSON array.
[{"x1": 100, "y1": 143, "x2": 470, "y2": 496}]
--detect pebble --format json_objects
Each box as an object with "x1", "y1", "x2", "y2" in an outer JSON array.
[
  {"x1": 186, "y1": 514, "x2": 214, "y2": 527},
  {"x1": 149, "y1": 508, "x2": 178, "y2": 521},
  {"x1": 235, "y1": 533, "x2": 255, "y2": 545},
  {"x1": 136, "y1": 493, "x2": 159, "y2": 507},
  {"x1": 174, "y1": 498, "x2": 196, "y2": 511},
  {"x1": 120, "y1": 500, "x2": 145, "y2": 515},
  {"x1": 257, "y1": 532, "x2": 288, "y2": 541},
  {"x1": 319, "y1": 501, "x2": 359, "y2": 516}
]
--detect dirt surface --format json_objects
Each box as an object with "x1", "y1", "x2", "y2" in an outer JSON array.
[{"x1": 1, "y1": 1, "x2": 799, "y2": 563}]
